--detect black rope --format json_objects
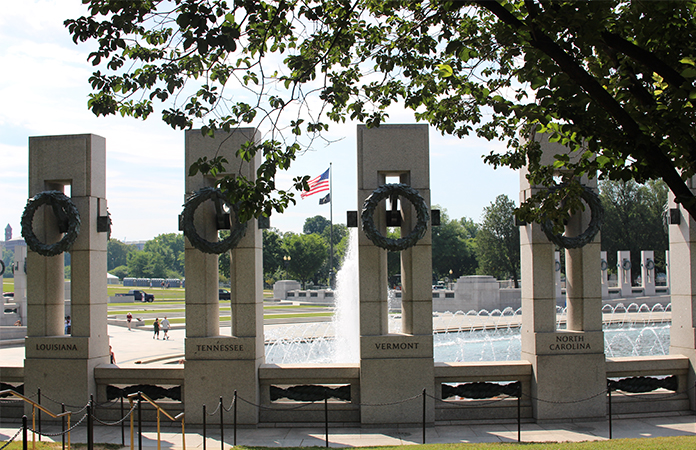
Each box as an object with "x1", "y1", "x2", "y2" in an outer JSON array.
[
  {"x1": 27, "y1": 412, "x2": 88, "y2": 437},
  {"x1": 92, "y1": 402, "x2": 137, "y2": 426}
]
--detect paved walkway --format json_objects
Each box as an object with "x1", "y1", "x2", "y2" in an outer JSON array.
[
  {"x1": 2, "y1": 321, "x2": 694, "y2": 447},
  {"x1": 1, "y1": 414, "x2": 695, "y2": 447}
]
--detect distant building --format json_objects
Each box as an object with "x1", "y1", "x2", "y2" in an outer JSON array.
[
  {"x1": 5, "y1": 224, "x2": 11, "y2": 241},
  {"x1": 124, "y1": 240, "x2": 147, "y2": 250}
]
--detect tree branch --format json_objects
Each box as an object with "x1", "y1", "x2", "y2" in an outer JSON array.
[{"x1": 472, "y1": 0, "x2": 696, "y2": 219}]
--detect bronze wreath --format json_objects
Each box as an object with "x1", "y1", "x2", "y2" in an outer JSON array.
[
  {"x1": 622, "y1": 259, "x2": 632, "y2": 271},
  {"x1": 540, "y1": 185, "x2": 603, "y2": 249},
  {"x1": 361, "y1": 184, "x2": 429, "y2": 251},
  {"x1": 0, "y1": 260, "x2": 4, "y2": 276},
  {"x1": 21, "y1": 190, "x2": 81, "y2": 257},
  {"x1": 181, "y1": 187, "x2": 247, "y2": 254},
  {"x1": 600, "y1": 259, "x2": 608, "y2": 271},
  {"x1": 646, "y1": 259, "x2": 655, "y2": 271}
]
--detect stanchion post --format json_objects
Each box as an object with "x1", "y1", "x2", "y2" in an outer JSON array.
[
  {"x1": 422, "y1": 388, "x2": 426, "y2": 445},
  {"x1": 219, "y1": 397, "x2": 223, "y2": 450},
  {"x1": 202, "y1": 404, "x2": 207, "y2": 450},
  {"x1": 23, "y1": 415, "x2": 28, "y2": 450},
  {"x1": 62, "y1": 403, "x2": 66, "y2": 450},
  {"x1": 88, "y1": 396, "x2": 94, "y2": 450},
  {"x1": 608, "y1": 384, "x2": 613, "y2": 440},
  {"x1": 517, "y1": 390, "x2": 521, "y2": 443},
  {"x1": 121, "y1": 396, "x2": 125, "y2": 446},
  {"x1": 233, "y1": 391, "x2": 237, "y2": 447},
  {"x1": 324, "y1": 389, "x2": 329, "y2": 448},
  {"x1": 137, "y1": 395, "x2": 143, "y2": 450},
  {"x1": 37, "y1": 388, "x2": 41, "y2": 442}
]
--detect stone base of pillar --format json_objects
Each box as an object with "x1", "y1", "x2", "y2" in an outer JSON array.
[
  {"x1": 184, "y1": 337, "x2": 261, "y2": 424},
  {"x1": 24, "y1": 353, "x2": 106, "y2": 414},
  {"x1": 524, "y1": 331, "x2": 607, "y2": 421},
  {"x1": 359, "y1": 334, "x2": 434, "y2": 424}
]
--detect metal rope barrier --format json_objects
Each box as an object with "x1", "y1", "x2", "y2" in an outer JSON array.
[
  {"x1": 205, "y1": 402, "x2": 221, "y2": 416},
  {"x1": 358, "y1": 392, "x2": 423, "y2": 407},
  {"x1": 92, "y1": 402, "x2": 137, "y2": 426},
  {"x1": 236, "y1": 394, "x2": 320, "y2": 411},
  {"x1": 39, "y1": 392, "x2": 84, "y2": 409},
  {"x1": 425, "y1": 391, "x2": 512, "y2": 408},
  {"x1": 520, "y1": 387, "x2": 608, "y2": 404},
  {"x1": 28, "y1": 412, "x2": 88, "y2": 437}
]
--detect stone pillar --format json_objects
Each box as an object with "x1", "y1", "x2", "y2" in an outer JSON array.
[
  {"x1": 14, "y1": 246, "x2": 28, "y2": 326},
  {"x1": 24, "y1": 134, "x2": 109, "y2": 409},
  {"x1": 357, "y1": 124, "x2": 434, "y2": 424},
  {"x1": 554, "y1": 251, "x2": 563, "y2": 303},
  {"x1": 617, "y1": 250, "x2": 632, "y2": 297},
  {"x1": 519, "y1": 131, "x2": 606, "y2": 421},
  {"x1": 641, "y1": 250, "x2": 656, "y2": 296},
  {"x1": 600, "y1": 251, "x2": 609, "y2": 299},
  {"x1": 665, "y1": 250, "x2": 671, "y2": 292},
  {"x1": 183, "y1": 129, "x2": 264, "y2": 425},
  {"x1": 668, "y1": 177, "x2": 696, "y2": 408}
]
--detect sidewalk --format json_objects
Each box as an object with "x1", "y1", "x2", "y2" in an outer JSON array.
[
  {"x1": 1, "y1": 414, "x2": 695, "y2": 447},
  {"x1": 2, "y1": 326, "x2": 696, "y2": 446}
]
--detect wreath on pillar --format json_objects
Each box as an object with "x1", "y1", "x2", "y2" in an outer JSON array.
[
  {"x1": 0, "y1": 260, "x2": 4, "y2": 276},
  {"x1": 181, "y1": 187, "x2": 247, "y2": 254},
  {"x1": 361, "y1": 183, "x2": 429, "y2": 251},
  {"x1": 540, "y1": 185, "x2": 603, "y2": 249},
  {"x1": 21, "y1": 190, "x2": 81, "y2": 256}
]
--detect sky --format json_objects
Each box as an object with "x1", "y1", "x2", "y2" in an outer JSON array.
[{"x1": 0, "y1": 1, "x2": 519, "y2": 243}]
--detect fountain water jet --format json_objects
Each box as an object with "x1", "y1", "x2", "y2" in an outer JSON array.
[{"x1": 331, "y1": 228, "x2": 360, "y2": 362}]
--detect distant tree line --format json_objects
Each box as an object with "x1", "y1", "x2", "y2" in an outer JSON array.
[{"x1": 92, "y1": 180, "x2": 668, "y2": 287}]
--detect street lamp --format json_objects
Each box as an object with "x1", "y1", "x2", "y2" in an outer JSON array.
[{"x1": 283, "y1": 255, "x2": 291, "y2": 271}]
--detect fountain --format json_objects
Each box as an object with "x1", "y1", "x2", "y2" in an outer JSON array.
[{"x1": 264, "y1": 228, "x2": 672, "y2": 364}]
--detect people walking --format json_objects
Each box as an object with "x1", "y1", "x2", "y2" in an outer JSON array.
[
  {"x1": 153, "y1": 318, "x2": 160, "y2": 339},
  {"x1": 126, "y1": 312, "x2": 133, "y2": 331},
  {"x1": 161, "y1": 316, "x2": 171, "y2": 340}
]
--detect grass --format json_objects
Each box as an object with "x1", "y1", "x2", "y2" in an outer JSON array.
[
  {"x1": 2, "y1": 437, "x2": 696, "y2": 450},
  {"x1": 138, "y1": 312, "x2": 334, "y2": 325}
]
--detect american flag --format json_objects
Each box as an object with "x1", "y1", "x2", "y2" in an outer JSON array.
[{"x1": 301, "y1": 168, "x2": 330, "y2": 199}]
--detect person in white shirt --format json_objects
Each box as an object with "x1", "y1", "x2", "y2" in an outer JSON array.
[{"x1": 160, "y1": 316, "x2": 171, "y2": 340}]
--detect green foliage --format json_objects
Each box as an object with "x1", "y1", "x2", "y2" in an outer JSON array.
[
  {"x1": 600, "y1": 180, "x2": 668, "y2": 274},
  {"x1": 475, "y1": 195, "x2": 520, "y2": 285},
  {"x1": 282, "y1": 232, "x2": 328, "y2": 288},
  {"x1": 263, "y1": 228, "x2": 285, "y2": 283},
  {"x1": 432, "y1": 207, "x2": 478, "y2": 281},
  {"x1": 303, "y1": 215, "x2": 331, "y2": 235},
  {"x1": 111, "y1": 265, "x2": 129, "y2": 280},
  {"x1": 144, "y1": 233, "x2": 185, "y2": 277},
  {"x1": 67, "y1": 1, "x2": 696, "y2": 226},
  {"x1": 107, "y1": 239, "x2": 136, "y2": 271},
  {"x1": 2, "y1": 247, "x2": 14, "y2": 279},
  {"x1": 127, "y1": 250, "x2": 167, "y2": 279}
]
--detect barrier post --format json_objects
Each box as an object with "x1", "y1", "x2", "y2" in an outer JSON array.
[
  {"x1": 137, "y1": 396, "x2": 142, "y2": 450},
  {"x1": 23, "y1": 415, "x2": 28, "y2": 450},
  {"x1": 608, "y1": 384, "x2": 613, "y2": 440},
  {"x1": 517, "y1": 390, "x2": 521, "y2": 443},
  {"x1": 61, "y1": 403, "x2": 66, "y2": 450},
  {"x1": 422, "y1": 388, "x2": 426, "y2": 444},
  {"x1": 219, "y1": 397, "x2": 223, "y2": 450},
  {"x1": 121, "y1": 396, "x2": 125, "y2": 446},
  {"x1": 202, "y1": 405, "x2": 207, "y2": 450},
  {"x1": 37, "y1": 388, "x2": 41, "y2": 442},
  {"x1": 233, "y1": 391, "x2": 237, "y2": 446},
  {"x1": 87, "y1": 396, "x2": 94, "y2": 450},
  {"x1": 324, "y1": 390, "x2": 329, "y2": 448}
]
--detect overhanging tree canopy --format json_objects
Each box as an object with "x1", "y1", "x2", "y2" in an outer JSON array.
[{"x1": 66, "y1": 1, "x2": 696, "y2": 223}]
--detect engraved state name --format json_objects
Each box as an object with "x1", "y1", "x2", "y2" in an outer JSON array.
[
  {"x1": 195, "y1": 344, "x2": 244, "y2": 352},
  {"x1": 35, "y1": 344, "x2": 78, "y2": 351},
  {"x1": 549, "y1": 335, "x2": 591, "y2": 351},
  {"x1": 374, "y1": 342, "x2": 419, "y2": 350}
]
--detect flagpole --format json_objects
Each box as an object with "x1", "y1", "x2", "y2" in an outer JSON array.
[{"x1": 329, "y1": 162, "x2": 334, "y2": 289}]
